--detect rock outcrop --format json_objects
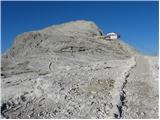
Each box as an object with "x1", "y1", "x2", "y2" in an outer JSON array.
[{"x1": 1, "y1": 20, "x2": 158, "y2": 119}]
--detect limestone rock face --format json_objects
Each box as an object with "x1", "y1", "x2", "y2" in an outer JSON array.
[{"x1": 1, "y1": 20, "x2": 158, "y2": 119}]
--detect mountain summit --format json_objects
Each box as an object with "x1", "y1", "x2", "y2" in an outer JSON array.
[
  {"x1": 3, "y1": 20, "x2": 137, "y2": 59},
  {"x1": 1, "y1": 20, "x2": 158, "y2": 119}
]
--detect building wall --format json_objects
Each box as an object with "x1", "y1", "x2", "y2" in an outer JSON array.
[{"x1": 110, "y1": 35, "x2": 118, "y2": 39}]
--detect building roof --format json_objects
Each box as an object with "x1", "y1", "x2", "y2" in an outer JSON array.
[{"x1": 106, "y1": 32, "x2": 118, "y2": 36}]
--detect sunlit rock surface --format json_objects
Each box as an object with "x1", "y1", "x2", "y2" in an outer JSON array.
[{"x1": 1, "y1": 20, "x2": 158, "y2": 119}]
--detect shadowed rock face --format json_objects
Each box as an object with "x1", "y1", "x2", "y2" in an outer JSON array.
[{"x1": 1, "y1": 20, "x2": 158, "y2": 119}]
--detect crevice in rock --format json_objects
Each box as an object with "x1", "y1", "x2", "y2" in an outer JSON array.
[
  {"x1": 114, "y1": 57, "x2": 137, "y2": 119},
  {"x1": 117, "y1": 73, "x2": 130, "y2": 118},
  {"x1": 59, "y1": 46, "x2": 90, "y2": 53},
  {"x1": 49, "y1": 62, "x2": 52, "y2": 71}
]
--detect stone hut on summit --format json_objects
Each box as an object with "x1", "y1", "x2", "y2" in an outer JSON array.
[{"x1": 104, "y1": 32, "x2": 120, "y2": 40}]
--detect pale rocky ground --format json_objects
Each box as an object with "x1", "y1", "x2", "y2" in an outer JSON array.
[{"x1": 1, "y1": 20, "x2": 159, "y2": 119}]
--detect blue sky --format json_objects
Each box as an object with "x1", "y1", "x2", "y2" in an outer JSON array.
[{"x1": 1, "y1": 1, "x2": 158, "y2": 55}]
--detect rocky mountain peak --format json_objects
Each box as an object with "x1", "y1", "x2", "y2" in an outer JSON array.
[
  {"x1": 42, "y1": 20, "x2": 103, "y2": 36},
  {"x1": 3, "y1": 20, "x2": 137, "y2": 59},
  {"x1": 1, "y1": 20, "x2": 158, "y2": 119}
]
